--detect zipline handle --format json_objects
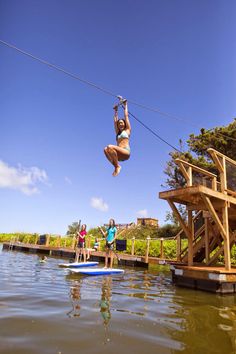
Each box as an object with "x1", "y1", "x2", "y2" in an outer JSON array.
[{"x1": 116, "y1": 95, "x2": 127, "y2": 108}]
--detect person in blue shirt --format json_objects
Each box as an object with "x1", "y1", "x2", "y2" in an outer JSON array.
[{"x1": 99, "y1": 219, "x2": 117, "y2": 268}]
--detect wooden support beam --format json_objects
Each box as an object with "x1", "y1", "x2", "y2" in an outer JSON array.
[
  {"x1": 212, "y1": 177, "x2": 217, "y2": 191},
  {"x1": 145, "y1": 236, "x2": 151, "y2": 263},
  {"x1": 46, "y1": 235, "x2": 50, "y2": 247},
  {"x1": 201, "y1": 194, "x2": 227, "y2": 240},
  {"x1": 220, "y1": 157, "x2": 227, "y2": 194},
  {"x1": 167, "y1": 200, "x2": 192, "y2": 240},
  {"x1": 167, "y1": 200, "x2": 193, "y2": 266},
  {"x1": 208, "y1": 148, "x2": 236, "y2": 169},
  {"x1": 188, "y1": 210, "x2": 194, "y2": 266},
  {"x1": 177, "y1": 161, "x2": 190, "y2": 184},
  {"x1": 207, "y1": 149, "x2": 227, "y2": 193},
  {"x1": 160, "y1": 238, "x2": 164, "y2": 259},
  {"x1": 176, "y1": 234, "x2": 181, "y2": 261},
  {"x1": 208, "y1": 149, "x2": 224, "y2": 173},
  {"x1": 207, "y1": 232, "x2": 236, "y2": 266},
  {"x1": 187, "y1": 166, "x2": 192, "y2": 187},
  {"x1": 131, "y1": 237, "x2": 135, "y2": 256},
  {"x1": 222, "y1": 201, "x2": 231, "y2": 270},
  {"x1": 205, "y1": 217, "x2": 209, "y2": 263}
]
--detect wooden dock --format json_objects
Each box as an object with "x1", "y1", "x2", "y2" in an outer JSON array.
[
  {"x1": 171, "y1": 264, "x2": 236, "y2": 294},
  {"x1": 2, "y1": 241, "x2": 172, "y2": 268},
  {"x1": 4, "y1": 241, "x2": 236, "y2": 293}
]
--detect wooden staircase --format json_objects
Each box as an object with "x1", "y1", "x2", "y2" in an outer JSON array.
[{"x1": 179, "y1": 211, "x2": 236, "y2": 265}]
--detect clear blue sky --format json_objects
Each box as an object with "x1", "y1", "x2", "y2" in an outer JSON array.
[{"x1": 1, "y1": 0, "x2": 236, "y2": 235}]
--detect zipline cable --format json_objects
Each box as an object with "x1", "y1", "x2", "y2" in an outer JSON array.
[
  {"x1": 0, "y1": 39, "x2": 118, "y2": 98},
  {"x1": 1, "y1": 39, "x2": 236, "y2": 144},
  {"x1": 128, "y1": 110, "x2": 182, "y2": 153}
]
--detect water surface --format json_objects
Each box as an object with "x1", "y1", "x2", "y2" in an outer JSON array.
[{"x1": 1, "y1": 246, "x2": 236, "y2": 354}]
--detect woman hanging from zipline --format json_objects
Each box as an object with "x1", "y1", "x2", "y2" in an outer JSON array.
[{"x1": 104, "y1": 98, "x2": 131, "y2": 177}]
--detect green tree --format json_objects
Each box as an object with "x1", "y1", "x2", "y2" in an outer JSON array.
[
  {"x1": 66, "y1": 221, "x2": 80, "y2": 237},
  {"x1": 163, "y1": 119, "x2": 236, "y2": 227},
  {"x1": 157, "y1": 224, "x2": 180, "y2": 238},
  {"x1": 164, "y1": 119, "x2": 236, "y2": 190}
]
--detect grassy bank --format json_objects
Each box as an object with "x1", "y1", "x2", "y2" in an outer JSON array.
[
  {"x1": 1, "y1": 232, "x2": 236, "y2": 263},
  {"x1": 0, "y1": 232, "x2": 182, "y2": 259}
]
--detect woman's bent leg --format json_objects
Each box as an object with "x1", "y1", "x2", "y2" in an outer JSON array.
[
  {"x1": 104, "y1": 145, "x2": 121, "y2": 176},
  {"x1": 83, "y1": 248, "x2": 86, "y2": 262},
  {"x1": 110, "y1": 252, "x2": 114, "y2": 268},
  {"x1": 104, "y1": 146, "x2": 114, "y2": 165},
  {"x1": 105, "y1": 249, "x2": 109, "y2": 268},
  {"x1": 107, "y1": 145, "x2": 130, "y2": 161}
]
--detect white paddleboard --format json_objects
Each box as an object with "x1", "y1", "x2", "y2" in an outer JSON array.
[
  {"x1": 70, "y1": 268, "x2": 124, "y2": 275},
  {"x1": 59, "y1": 261, "x2": 99, "y2": 268}
]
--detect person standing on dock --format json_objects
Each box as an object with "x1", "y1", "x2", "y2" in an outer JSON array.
[
  {"x1": 75, "y1": 224, "x2": 87, "y2": 262},
  {"x1": 99, "y1": 219, "x2": 117, "y2": 268}
]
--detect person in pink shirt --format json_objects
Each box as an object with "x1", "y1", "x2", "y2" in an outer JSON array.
[{"x1": 75, "y1": 224, "x2": 87, "y2": 262}]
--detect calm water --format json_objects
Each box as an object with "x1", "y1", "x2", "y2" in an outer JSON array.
[{"x1": 1, "y1": 246, "x2": 236, "y2": 354}]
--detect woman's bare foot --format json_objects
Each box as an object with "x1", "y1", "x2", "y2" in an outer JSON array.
[{"x1": 112, "y1": 165, "x2": 121, "y2": 177}]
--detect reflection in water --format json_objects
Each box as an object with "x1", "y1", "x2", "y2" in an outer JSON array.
[
  {"x1": 67, "y1": 280, "x2": 81, "y2": 317},
  {"x1": 2, "y1": 249, "x2": 236, "y2": 354},
  {"x1": 167, "y1": 289, "x2": 236, "y2": 354},
  {"x1": 100, "y1": 277, "x2": 112, "y2": 326},
  {"x1": 218, "y1": 298, "x2": 236, "y2": 354}
]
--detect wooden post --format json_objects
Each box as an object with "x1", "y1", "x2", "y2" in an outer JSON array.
[
  {"x1": 176, "y1": 234, "x2": 181, "y2": 261},
  {"x1": 71, "y1": 236, "x2": 76, "y2": 250},
  {"x1": 212, "y1": 177, "x2": 217, "y2": 191},
  {"x1": 205, "y1": 218, "x2": 209, "y2": 263},
  {"x1": 222, "y1": 201, "x2": 231, "y2": 270},
  {"x1": 160, "y1": 238, "x2": 164, "y2": 259},
  {"x1": 131, "y1": 236, "x2": 135, "y2": 256},
  {"x1": 188, "y1": 210, "x2": 194, "y2": 266},
  {"x1": 87, "y1": 235, "x2": 91, "y2": 248},
  {"x1": 56, "y1": 235, "x2": 61, "y2": 248},
  {"x1": 145, "y1": 236, "x2": 151, "y2": 263},
  {"x1": 46, "y1": 235, "x2": 50, "y2": 247},
  {"x1": 220, "y1": 156, "x2": 227, "y2": 194},
  {"x1": 34, "y1": 234, "x2": 38, "y2": 245},
  {"x1": 187, "y1": 166, "x2": 192, "y2": 186}
]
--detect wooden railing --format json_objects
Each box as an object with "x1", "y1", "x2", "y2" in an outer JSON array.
[
  {"x1": 208, "y1": 148, "x2": 236, "y2": 195},
  {"x1": 175, "y1": 149, "x2": 236, "y2": 198},
  {"x1": 175, "y1": 158, "x2": 218, "y2": 190}
]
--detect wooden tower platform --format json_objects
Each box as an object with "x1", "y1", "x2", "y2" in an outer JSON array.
[{"x1": 159, "y1": 148, "x2": 236, "y2": 293}]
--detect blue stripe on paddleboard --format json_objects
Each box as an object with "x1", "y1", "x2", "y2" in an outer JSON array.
[
  {"x1": 70, "y1": 268, "x2": 124, "y2": 275},
  {"x1": 59, "y1": 261, "x2": 98, "y2": 268}
]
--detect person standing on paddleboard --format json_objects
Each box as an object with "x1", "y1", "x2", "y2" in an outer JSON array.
[
  {"x1": 99, "y1": 219, "x2": 117, "y2": 268},
  {"x1": 75, "y1": 224, "x2": 87, "y2": 262}
]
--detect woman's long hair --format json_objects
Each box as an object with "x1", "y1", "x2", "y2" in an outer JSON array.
[
  {"x1": 108, "y1": 219, "x2": 115, "y2": 229},
  {"x1": 116, "y1": 119, "x2": 126, "y2": 139}
]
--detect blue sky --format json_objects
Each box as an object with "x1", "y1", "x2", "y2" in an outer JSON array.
[{"x1": 1, "y1": 0, "x2": 236, "y2": 235}]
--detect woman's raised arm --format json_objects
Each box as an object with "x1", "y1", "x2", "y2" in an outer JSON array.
[
  {"x1": 113, "y1": 105, "x2": 119, "y2": 134},
  {"x1": 123, "y1": 100, "x2": 131, "y2": 133}
]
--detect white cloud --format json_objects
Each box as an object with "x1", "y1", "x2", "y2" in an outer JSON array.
[
  {"x1": 0, "y1": 160, "x2": 48, "y2": 195},
  {"x1": 137, "y1": 209, "x2": 148, "y2": 217},
  {"x1": 65, "y1": 176, "x2": 72, "y2": 185},
  {"x1": 90, "y1": 197, "x2": 109, "y2": 212}
]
